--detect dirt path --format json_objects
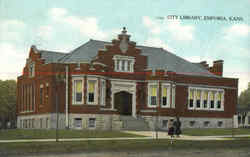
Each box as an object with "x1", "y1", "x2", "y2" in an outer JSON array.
[{"x1": 16, "y1": 149, "x2": 250, "y2": 157}]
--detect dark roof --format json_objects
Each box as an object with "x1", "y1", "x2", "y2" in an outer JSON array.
[
  {"x1": 39, "y1": 39, "x2": 218, "y2": 77},
  {"x1": 40, "y1": 50, "x2": 66, "y2": 64}
]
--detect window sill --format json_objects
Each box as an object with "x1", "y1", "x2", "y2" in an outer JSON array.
[{"x1": 72, "y1": 103, "x2": 84, "y2": 106}]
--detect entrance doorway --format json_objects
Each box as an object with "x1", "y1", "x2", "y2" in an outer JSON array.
[{"x1": 114, "y1": 91, "x2": 132, "y2": 115}]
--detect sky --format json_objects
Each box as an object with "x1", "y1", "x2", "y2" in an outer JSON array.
[{"x1": 0, "y1": 0, "x2": 249, "y2": 95}]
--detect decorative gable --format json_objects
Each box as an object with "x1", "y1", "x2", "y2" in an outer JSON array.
[{"x1": 93, "y1": 27, "x2": 147, "y2": 73}]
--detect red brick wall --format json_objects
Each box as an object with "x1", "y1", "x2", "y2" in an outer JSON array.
[{"x1": 17, "y1": 40, "x2": 238, "y2": 119}]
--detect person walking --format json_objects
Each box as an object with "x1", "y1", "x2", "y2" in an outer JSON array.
[
  {"x1": 168, "y1": 118, "x2": 174, "y2": 144},
  {"x1": 174, "y1": 117, "x2": 182, "y2": 137}
]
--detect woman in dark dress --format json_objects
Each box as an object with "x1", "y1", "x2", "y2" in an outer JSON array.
[{"x1": 174, "y1": 117, "x2": 182, "y2": 137}]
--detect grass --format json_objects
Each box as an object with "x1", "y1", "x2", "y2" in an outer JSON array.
[
  {"x1": 0, "y1": 139, "x2": 250, "y2": 156},
  {"x1": 182, "y1": 128, "x2": 250, "y2": 136},
  {"x1": 0, "y1": 129, "x2": 144, "y2": 140}
]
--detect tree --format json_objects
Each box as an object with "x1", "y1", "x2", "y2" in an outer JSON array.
[
  {"x1": 238, "y1": 82, "x2": 250, "y2": 108},
  {"x1": 0, "y1": 79, "x2": 17, "y2": 129}
]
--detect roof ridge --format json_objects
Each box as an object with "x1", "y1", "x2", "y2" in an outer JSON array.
[{"x1": 39, "y1": 50, "x2": 66, "y2": 54}]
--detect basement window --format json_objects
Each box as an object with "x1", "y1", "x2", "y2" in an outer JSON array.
[
  {"x1": 217, "y1": 121, "x2": 223, "y2": 127},
  {"x1": 162, "y1": 120, "x2": 168, "y2": 128},
  {"x1": 190, "y1": 121, "x2": 195, "y2": 127},
  {"x1": 74, "y1": 118, "x2": 82, "y2": 129},
  {"x1": 204, "y1": 121, "x2": 210, "y2": 127},
  {"x1": 88, "y1": 118, "x2": 96, "y2": 128}
]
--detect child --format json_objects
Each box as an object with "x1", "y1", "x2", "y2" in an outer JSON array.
[{"x1": 168, "y1": 119, "x2": 174, "y2": 144}]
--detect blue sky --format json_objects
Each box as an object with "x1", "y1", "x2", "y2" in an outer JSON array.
[{"x1": 0, "y1": 0, "x2": 249, "y2": 94}]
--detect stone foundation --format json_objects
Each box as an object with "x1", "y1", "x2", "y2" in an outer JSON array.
[
  {"x1": 17, "y1": 114, "x2": 234, "y2": 130},
  {"x1": 142, "y1": 116, "x2": 233, "y2": 130}
]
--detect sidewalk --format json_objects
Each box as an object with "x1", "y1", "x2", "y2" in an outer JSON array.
[
  {"x1": 124, "y1": 131, "x2": 250, "y2": 141},
  {"x1": 0, "y1": 131, "x2": 249, "y2": 143}
]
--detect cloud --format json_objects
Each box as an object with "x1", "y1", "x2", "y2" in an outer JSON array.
[
  {"x1": 0, "y1": 43, "x2": 26, "y2": 80},
  {"x1": 144, "y1": 38, "x2": 175, "y2": 52},
  {"x1": 167, "y1": 20, "x2": 194, "y2": 41},
  {"x1": 0, "y1": 19, "x2": 26, "y2": 41},
  {"x1": 49, "y1": 8, "x2": 67, "y2": 19},
  {"x1": 0, "y1": 19, "x2": 26, "y2": 30},
  {"x1": 224, "y1": 24, "x2": 250, "y2": 40},
  {"x1": 185, "y1": 56, "x2": 214, "y2": 65},
  {"x1": 37, "y1": 25, "x2": 53, "y2": 40},
  {"x1": 224, "y1": 71, "x2": 250, "y2": 95},
  {"x1": 142, "y1": 16, "x2": 195, "y2": 41},
  {"x1": 48, "y1": 8, "x2": 107, "y2": 39},
  {"x1": 142, "y1": 16, "x2": 161, "y2": 34}
]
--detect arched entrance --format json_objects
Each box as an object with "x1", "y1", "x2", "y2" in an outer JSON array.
[{"x1": 114, "y1": 91, "x2": 132, "y2": 115}]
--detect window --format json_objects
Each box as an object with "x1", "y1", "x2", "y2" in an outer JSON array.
[
  {"x1": 127, "y1": 61, "x2": 131, "y2": 71},
  {"x1": 88, "y1": 118, "x2": 96, "y2": 128},
  {"x1": 40, "y1": 85, "x2": 43, "y2": 105},
  {"x1": 189, "y1": 89, "x2": 194, "y2": 108},
  {"x1": 188, "y1": 87, "x2": 224, "y2": 111},
  {"x1": 162, "y1": 120, "x2": 168, "y2": 128},
  {"x1": 196, "y1": 90, "x2": 201, "y2": 108},
  {"x1": 100, "y1": 80, "x2": 106, "y2": 106},
  {"x1": 204, "y1": 121, "x2": 210, "y2": 127},
  {"x1": 73, "y1": 80, "x2": 83, "y2": 104},
  {"x1": 31, "y1": 85, "x2": 34, "y2": 111},
  {"x1": 27, "y1": 85, "x2": 30, "y2": 111},
  {"x1": 29, "y1": 63, "x2": 35, "y2": 77},
  {"x1": 26, "y1": 85, "x2": 28, "y2": 111},
  {"x1": 210, "y1": 91, "x2": 215, "y2": 109},
  {"x1": 29, "y1": 85, "x2": 32, "y2": 111},
  {"x1": 113, "y1": 55, "x2": 135, "y2": 72},
  {"x1": 172, "y1": 86, "x2": 176, "y2": 108},
  {"x1": 161, "y1": 85, "x2": 169, "y2": 107},
  {"x1": 190, "y1": 121, "x2": 195, "y2": 127},
  {"x1": 148, "y1": 84, "x2": 157, "y2": 107},
  {"x1": 203, "y1": 91, "x2": 208, "y2": 109},
  {"x1": 216, "y1": 92, "x2": 222, "y2": 109},
  {"x1": 217, "y1": 121, "x2": 223, "y2": 127},
  {"x1": 87, "y1": 80, "x2": 97, "y2": 104},
  {"x1": 21, "y1": 85, "x2": 23, "y2": 112},
  {"x1": 74, "y1": 118, "x2": 82, "y2": 129},
  {"x1": 121, "y1": 60, "x2": 125, "y2": 71}
]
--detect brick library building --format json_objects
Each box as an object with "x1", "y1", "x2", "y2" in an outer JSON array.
[{"x1": 16, "y1": 28, "x2": 238, "y2": 130}]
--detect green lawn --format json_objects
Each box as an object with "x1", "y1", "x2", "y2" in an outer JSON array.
[
  {"x1": 0, "y1": 139, "x2": 250, "y2": 156},
  {"x1": 0, "y1": 129, "x2": 144, "y2": 140},
  {"x1": 182, "y1": 128, "x2": 250, "y2": 136}
]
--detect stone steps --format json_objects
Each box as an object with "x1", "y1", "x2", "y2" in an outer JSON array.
[{"x1": 120, "y1": 116, "x2": 150, "y2": 131}]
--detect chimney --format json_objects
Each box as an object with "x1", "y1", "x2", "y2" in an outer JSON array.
[{"x1": 210, "y1": 60, "x2": 224, "y2": 76}]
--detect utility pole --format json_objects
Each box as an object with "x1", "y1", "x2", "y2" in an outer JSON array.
[{"x1": 56, "y1": 88, "x2": 59, "y2": 142}]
